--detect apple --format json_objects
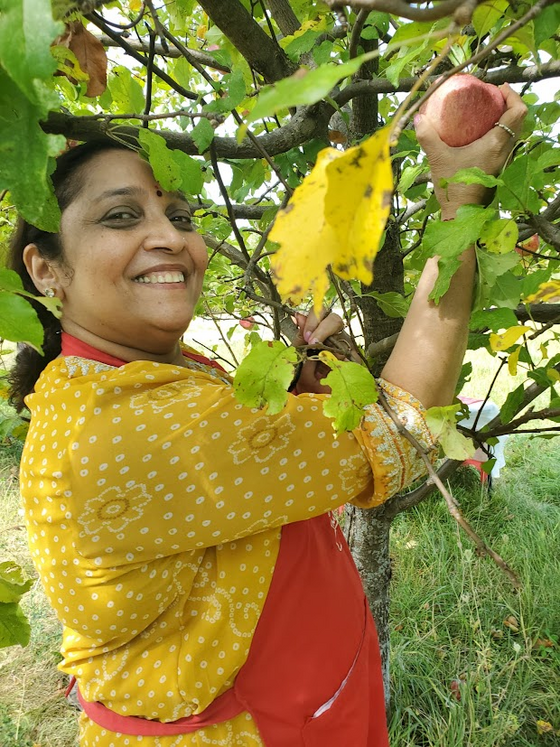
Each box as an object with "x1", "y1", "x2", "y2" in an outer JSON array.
[
  {"x1": 515, "y1": 233, "x2": 539, "y2": 257},
  {"x1": 419, "y1": 74, "x2": 506, "y2": 147},
  {"x1": 239, "y1": 316, "x2": 256, "y2": 330}
]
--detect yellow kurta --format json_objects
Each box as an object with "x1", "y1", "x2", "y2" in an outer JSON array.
[{"x1": 20, "y1": 353, "x2": 436, "y2": 746}]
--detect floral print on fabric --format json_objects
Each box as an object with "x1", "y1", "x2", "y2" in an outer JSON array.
[
  {"x1": 130, "y1": 381, "x2": 203, "y2": 414},
  {"x1": 78, "y1": 483, "x2": 152, "y2": 536},
  {"x1": 228, "y1": 414, "x2": 296, "y2": 464}
]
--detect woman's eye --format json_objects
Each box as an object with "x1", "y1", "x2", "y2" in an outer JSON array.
[
  {"x1": 170, "y1": 213, "x2": 194, "y2": 229},
  {"x1": 103, "y1": 209, "x2": 139, "y2": 222}
]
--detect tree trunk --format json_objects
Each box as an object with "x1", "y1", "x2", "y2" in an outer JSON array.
[
  {"x1": 360, "y1": 218, "x2": 405, "y2": 375},
  {"x1": 344, "y1": 504, "x2": 392, "y2": 705}
]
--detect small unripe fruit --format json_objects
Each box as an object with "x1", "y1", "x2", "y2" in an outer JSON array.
[{"x1": 419, "y1": 74, "x2": 506, "y2": 147}]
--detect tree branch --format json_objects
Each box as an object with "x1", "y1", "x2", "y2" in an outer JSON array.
[
  {"x1": 328, "y1": 0, "x2": 485, "y2": 23},
  {"x1": 42, "y1": 105, "x2": 327, "y2": 158},
  {"x1": 265, "y1": 0, "x2": 301, "y2": 36},
  {"x1": 375, "y1": 388, "x2": 521, "y2": 588},
  {"x1": 334, "y1": 59, "x2": 560, "y2": 107},
  {"x1": 86, "y1": 12, "x2": 199, "y2": 100},
  {"x1": 197, "y1": 0, "x2": 297, "y2": 82},
  {"x1": 95, "y1": 34, "x2": 231, "y2": 72}
]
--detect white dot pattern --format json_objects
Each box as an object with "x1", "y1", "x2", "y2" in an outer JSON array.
[{"x1": 20, "y1": 354, "x2": 436, "y2": 745}]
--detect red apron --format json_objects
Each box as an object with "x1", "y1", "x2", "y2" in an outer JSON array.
[{"x1": 76, "y1": 514, "x2": 389, "y2": 746}]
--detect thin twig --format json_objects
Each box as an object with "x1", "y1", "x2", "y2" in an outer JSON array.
[
  {"x1": 376, "y1": 388, "x2": 522, "y2": 589},
  {"x1": 202, "y1": 298, "x2": 240, "y2": 366}
]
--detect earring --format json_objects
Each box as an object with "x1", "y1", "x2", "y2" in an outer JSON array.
[{"x1": 44, "y1": 287, "x2": 56, "y2": 298}]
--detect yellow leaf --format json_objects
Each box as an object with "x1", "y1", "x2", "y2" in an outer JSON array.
[
  {"x1": 525, "y1": 279, "x2": 560, "y2": 303},
  {"x1": 508, "y1": 346, "x2": 521, "y2": 376},
  {"x1": 270, "y1": 127, "x2": 393, "y2": 313},
  {"x1": 269, "y1": 148, "x2": 340, "y2": 312},
  {"x1": 489, "y1": 325, "x2": 530, "y2": 352},
  {"x1": 536, "y1": 720, "x2": 554, "y2": 735},
  {"x1": 128, "y1": 0, "x2": 142, "y2": 11},
  {"x1": 547, "y1": 368, "x2": 560, "y2": 383}
]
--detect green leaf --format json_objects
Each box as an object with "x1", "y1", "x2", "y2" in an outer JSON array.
[
  {"x1": 233, "y1": 340, "x2": 298, "y2": 415},
  {"x1": 425, "y1": 404, "x2": 475, "y2": 460},
  {"x1": 0, "y1": 602, "x2": 31, "y2": 648},
  {"x1": 397, "y1": 163, "x2": 425, "y2": 195},
  {"x1": 0, "y1": 291, "x2": 44, "y2": 350},
  {"x1": 472, "y1": 0, "x2": 509, "y2": 38},
  {"x1": 369, "y1": 291, "x2": 410, "y2": 318},
  {"x1": 170, "y1": 150, "x2": 204, "y2": 196},
  {"x1": 109, "y1": 65, "x2": 145, "y2": 113},
  {"x1": 424, "y1": 205, "x2": 489, "y2": 259},
  {"x1": 0, "y1": 0, "x2": 62, "y2": 103},
  {"x1": 500, "y1": 383, "x2": 525, "y2": 424},
  {"x1": 319, "y1": 353, "x2": 378, "y2": 433},
  {"x1": 474, "y1": 247, "x2": 520, "y2": 310},
  {"x1": 442, "y1": 167, "x2": 502, "y2": 189},
  {"x1": 499, "y1": 156, "x2": 541, "y2": 213},
  {"x1": 191, "y1": 118, "x2": 215, "y2": 153},
  {"x1": 138, "y1": 129, "x2": 181, "y2": 193},
  {"x1": 479, "y1": 218, "x2": 518, "y2": 254},
  {"x1": 242, "y1": 52, "x2": 375, "y2": 129},
  {"x1": 424, "y1": 205, "x2": 490, "y2": 302},
  {"x1": 0, "y1": 268, "x2": 24, "y2": 292},
  {"x1": 469, "y1": 307, "x2": 518, "y2": 332},
  {"x1": 534, "y1": 3, "x2": 560, "y2": 48},
  {"x1": 205, "y1": 68, "x2": 246, "y2": 114},
  {"x1": 0, "y1": 562, "x2": 33, "y2": 604},
  {"x1": 0, "y1": 69, "x2": 64, "y2": 231}
]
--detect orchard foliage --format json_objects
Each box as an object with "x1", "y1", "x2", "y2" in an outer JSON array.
[{"x1": 0, "y1": 0, "x2": 559, "y2": 649}]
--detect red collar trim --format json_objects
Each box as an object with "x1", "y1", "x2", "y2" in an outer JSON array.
[{"x1": 61, "y1": 332, "x2": 225, "y2": 373}]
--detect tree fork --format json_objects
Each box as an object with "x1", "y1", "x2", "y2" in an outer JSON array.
[{"x1": 197, "y1": 0, "x2": 297, "y2": 82}]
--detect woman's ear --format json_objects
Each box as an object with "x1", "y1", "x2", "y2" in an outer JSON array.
[{"x1": 23, "y1": 244, "x2": 65, "y2": 299}]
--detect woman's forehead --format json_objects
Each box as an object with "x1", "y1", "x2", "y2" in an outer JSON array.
[{"x1": 82, "y1": 149, "x2": 158, "y2": 194}]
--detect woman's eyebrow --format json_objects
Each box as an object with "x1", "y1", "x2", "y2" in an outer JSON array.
[{"x1": 93, "y1": 186, "x2": 146, "y2": 203}]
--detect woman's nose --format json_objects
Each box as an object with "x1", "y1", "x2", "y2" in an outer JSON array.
[{"x1": 142, "y1": 217, "x2": 186, "y2": 254}]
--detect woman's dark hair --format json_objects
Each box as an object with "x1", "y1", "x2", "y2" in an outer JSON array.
[{"x1": 8, "y1": 137, "x2": 132, "y2": 411}]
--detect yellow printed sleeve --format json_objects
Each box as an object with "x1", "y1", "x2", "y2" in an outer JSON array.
[{"x1": 22, "y1": 358, "x2": 437, "y2": 565}]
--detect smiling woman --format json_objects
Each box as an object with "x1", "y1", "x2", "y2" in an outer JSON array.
[
  {"x1": 23, "y1": 147, "x2": 208, "y2": 365},
  {"x1": 5, "y1": 94, "x2": 525, "y2": 747}
]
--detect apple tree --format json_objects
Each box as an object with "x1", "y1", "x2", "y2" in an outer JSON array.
[{"x1": 0, "y1": 0, "x2": 559, "y2": 696}]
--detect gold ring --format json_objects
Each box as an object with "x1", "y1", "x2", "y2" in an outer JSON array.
[{"x1": 494, "y1": 122, "x2": 515, "y2": 138}]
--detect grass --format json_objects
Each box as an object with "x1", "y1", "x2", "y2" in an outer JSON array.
[
  {"x1": 388, "y1": 438, "x2": 560, "y2": 746},
  {"x1": 0, "y1": 420, "x2": 558, "y2": 746}
]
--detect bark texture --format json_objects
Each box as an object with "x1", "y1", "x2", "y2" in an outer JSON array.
[
  {"x1": 344, "y1": 505, "x2": 392, "y2": 703},
  {"x1": 197, "y1": 0, "x2": 296, "y2": 82}
]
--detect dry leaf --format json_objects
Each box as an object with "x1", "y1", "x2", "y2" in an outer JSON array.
[
  {"x1": 536, "y1": 720, "x2": 554, "y2": 735},
  {"x1": 533, "y1": 637, "x2": 555, "y2": 649},
  {"x1": 56, "y1": 21, "x2": 107, "y2": 97},
  {"x1": 503, "y1": 615, "x2": 519, "y2": 633},
  {"x1": 270, "y1": 126, "x2": 393, "y2": 314}
]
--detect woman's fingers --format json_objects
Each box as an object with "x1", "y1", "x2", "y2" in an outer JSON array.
[{"x1": 293, "y1": 309, "x2": 344, "y2": 346}]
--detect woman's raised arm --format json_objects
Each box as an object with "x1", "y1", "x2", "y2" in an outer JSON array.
[{"x1": 379, "y1": 83, "x2": 527, "y2": 410}]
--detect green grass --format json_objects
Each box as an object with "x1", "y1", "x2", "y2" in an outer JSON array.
[
  {"x1": 0, "y1": 445, "x2": 79, "y2": 747},
  {"x1": 0, "y1": 434, "x2": 558, "y2": 747},
  {"x1": 388, "y1": 437, "x2": 560, "y2": 747}
]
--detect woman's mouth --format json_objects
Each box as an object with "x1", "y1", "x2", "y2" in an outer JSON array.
[{"x1": 133, "y1": 271, "x2": 185, "y2": 284}]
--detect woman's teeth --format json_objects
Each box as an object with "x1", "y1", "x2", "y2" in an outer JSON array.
[{"x1": 134, "y1": 271, "x2": 185, "y2": 284}]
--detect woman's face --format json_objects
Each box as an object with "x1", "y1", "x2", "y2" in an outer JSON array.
[{"x1": 54, "y1": 149, "x2": 208, "y2": 355}]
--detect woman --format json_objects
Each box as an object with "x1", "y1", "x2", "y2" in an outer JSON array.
[{"x1": 9, "y1": 84, "x2": 526, "y2": 746}]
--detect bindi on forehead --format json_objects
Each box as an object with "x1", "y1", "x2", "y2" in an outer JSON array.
[{"x1": 154, "y1": 182, "x2": 163, "y2": 197}]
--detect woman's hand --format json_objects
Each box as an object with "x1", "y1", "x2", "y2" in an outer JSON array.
[
  {"x1": 415, "y1": 83, "x2": 527, "y2": 219},
  {"x1": 291, "y1": 309, "x2": 348, "y2": 394}
]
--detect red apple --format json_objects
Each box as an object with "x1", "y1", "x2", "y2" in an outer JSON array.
[
  {"x1": 419, "y1": 74, "x2": 506, "y2": 147},
  {"x1": 239, "y1": 316, "x2": 256, "y2": 330},
  {"x1": 515, "y1": 233, "x2": 539, "y2": 257}
]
